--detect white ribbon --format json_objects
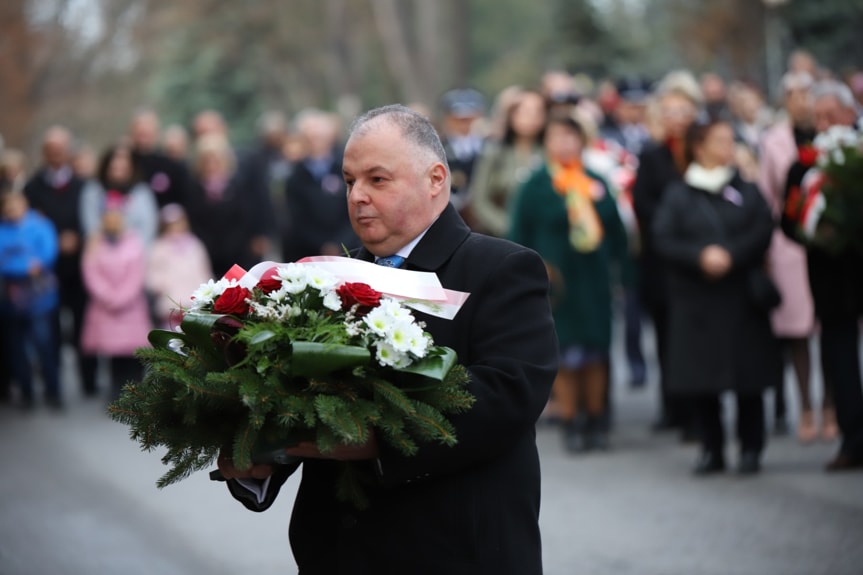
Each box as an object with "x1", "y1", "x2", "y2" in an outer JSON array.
[{"x1": 236, "y1": 256, "x2": 470, "y2": 320}]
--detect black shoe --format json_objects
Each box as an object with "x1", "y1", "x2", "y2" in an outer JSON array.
[
  {"x1": 693, "y1": 451, "x2": 726, "y2": 476},
  {"x1": 563, "y1": 417, "x2": 589, "y2": 454},
  {"x1": 825, "y1": 452, "x2": 863, "y2": 472},
  {"x1": 585, "y1": 415, "x2": 610, "y2": 451},
  {"x1": 651, "y1": 416, "x2": 679, "y2": 433},
  {"x1": 44, "y1": 396, "x2": 65, "y2": 411},
  {"x1": 18, "y1": 396, "x2": 35, "y2": 411},
  {"x1": 680, "y1": 426, "x2": 699, "y2": 444},
  {"x1": 738, "y1": 451, "x2": 761, "y2": 475}
]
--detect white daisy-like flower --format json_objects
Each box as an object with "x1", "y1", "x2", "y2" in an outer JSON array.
[
  {"x1": 378, "y1": 297, "x2": 412, "y2": 321},
  {"x1": 375, "y1": 341, "x2": 409, "y2": 368},
  {"x1": 323, "y1": 290, "x2": 342, "y2": 311},
  {"x1": 189, "y1": 279, "x2": 229, "y2": 309},
  {"x1": 306, "y1": 267, "x2": 339, "y2": 293},
  {"x1": 363, "y1": 305, "x2": 395, "y2": 337},
  {"x1": 387, "y1": 320, "x2": 424, "y2": 353},
  {"x1": 275, "y1": 264, "x2": 309, "y2": 294},
  {"x1": 831, "y1": 147, "x2": 846, "y2": 166},
  {"x1": 407, "y1": 330, "x2": 431, "y2": 358}
]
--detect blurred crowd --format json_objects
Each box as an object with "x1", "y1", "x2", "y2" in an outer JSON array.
[{"x1": 2, "y1": 48, "x2": 862, "y2": 474}]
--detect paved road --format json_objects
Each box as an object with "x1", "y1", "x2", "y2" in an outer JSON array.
[{"x1": 1, "y1": 345, "x2": 862, "y2": 575}]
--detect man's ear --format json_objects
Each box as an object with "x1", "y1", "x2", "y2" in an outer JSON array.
[{"x1": 428, "y1": 162, "x2": 448, "y2": 197}]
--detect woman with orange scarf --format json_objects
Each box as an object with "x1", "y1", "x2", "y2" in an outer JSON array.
[{"x1": 510, "y1": 111, "x2": 629, "y2": 453}]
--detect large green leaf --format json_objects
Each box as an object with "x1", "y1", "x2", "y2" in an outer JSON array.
[
  {"x1": 291, "y1": 342, "x2": 371, "y2": 377},
  {"x1": 148, "y1": 329, "x2": 188, "y2": 351},
  {"x1": 393, "y1": 347, "x2": 458, "y2": 382}
]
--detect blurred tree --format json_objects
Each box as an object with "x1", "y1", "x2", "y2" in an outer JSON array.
[
  {"x1": 554, "y1": 0, "x2": 622, "y2": 78},
  {"x1": 0, "y1": 1, "x2": 36, "y2": 149},
  {"x1": 779, "y1": 0, "x2": 863, "y2": 74}
]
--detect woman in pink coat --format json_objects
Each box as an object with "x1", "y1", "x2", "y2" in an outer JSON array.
[
  {"x1": 758, "y1": 71, "x2": 835, "y2": 442},
  {"x1": 146, "y1": 203, "x2": 213, "y2": 329},
  {"x1": 81, "y1": 198, "x2": 151, "y2": 400}
]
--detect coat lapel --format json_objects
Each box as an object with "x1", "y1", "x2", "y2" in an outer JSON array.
[
  {"x1": 355, "y1": 203, "x2": 471, "y2": 272},
  {"x1": 405, "y1": 204, "x2": 471, "y2": 272}
]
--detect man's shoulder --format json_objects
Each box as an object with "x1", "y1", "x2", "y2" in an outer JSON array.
[{"x1": 458, "y1": 231, "x2": 541, "y2": 264}]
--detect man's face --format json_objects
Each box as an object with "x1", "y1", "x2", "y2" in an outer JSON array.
[
  {"x1": 131, "y1": 115, "x2": 160, "y2": 152},
  {"x1": 42, "y1": 135, "x2": 69, "y2": 169},
  {"x1": 814, "y1": 95, "x2": 856, "y2": 133},
  {"x1": 660, "y1": 93, "x2": 696, "y2": 139},
  {"x1": 785, "y1": 88, "x2": 813, "y2": 127},
  {"x1": 444, "y1": 114, "x2": 476, "y2": 137},
  {"x1": 2, "y1": 194, "x2": 28, "y2": 222},
  {"x1": 342, "y1": 122, "x2": 445, "y2": 257}
]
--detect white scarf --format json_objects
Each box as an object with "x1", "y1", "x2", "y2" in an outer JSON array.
[{"x1": 684, "y1": 164, "x2": 733, "y2": 194}]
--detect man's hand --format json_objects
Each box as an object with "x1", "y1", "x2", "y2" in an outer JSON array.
[
  {"x1": 217, "y1": 450, "x2": 273, "y2": 480},
  {"x1": 286, "y1": 432, "x2": 379, "y2": 461},
  {"x1": 699, "y1": 244, "x2": 732, "y2": 280},
  {"x1": 59, "y1": 230, "x2": 80, "y2": 255},
  {"x1": 250, "y1": 236, "x2": 270, "y2": 258}
]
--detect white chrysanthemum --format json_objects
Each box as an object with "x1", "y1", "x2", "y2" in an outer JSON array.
[
  {"x1": 363, "y1": 306, "x2": 396, "y2": 337},
  {"x1": 375, "y1": 341, "x2": 410, "y2": 368},
  {"x1": 306, "y1": 267, "x2": 339, "y2": 292},
  {"x1": 387, "y1": 320, "x2": 425, "y2": 353},
  {"x1": 378, "y1": 297, "x2": 412, "y2": 321},
  {"x1": 831, "y1": 147, "x2": 846, "y2": 166},
  {"x1": 323, "y1": 290, "x2": 342, "y2": 311},
  {"x1": 275, "y1": 264, "x2": 309, "y2": 294},
  {"x1": 407, "y1": 330, "x2": 431, "y2": 358},
  {"x1": 189, "y1": 279, "x2": 230, "y2": 309}
]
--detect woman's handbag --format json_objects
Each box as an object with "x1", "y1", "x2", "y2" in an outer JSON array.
[{"x1": 747, "y1": 266, "x2": 782, "y2": 312}]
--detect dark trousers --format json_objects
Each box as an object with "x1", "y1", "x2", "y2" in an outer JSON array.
[
  {"x1": 56, "y1": 281, "x2": 98, "y2": 394},
  {"x1": 649, "y1": 303, "x2": 693, "y2": 430},
  {"x1": 0, "y1": 325, "x2": 10, "y2": 400},
  {"x1": 109, "y1": 356, "x2": 143, "y2": 402},
  {"x1": 820, "y1": 319, "x2": 863, "y2": 458},
  {"x1": 3, "y1": 312, "x2": 61, "y2": 401},
  {"x1": 694, "y1": 393, "x2": 765, "y2": 455},
  {"x1": 624, "y1": 289, "x2": 646, "y2": 386}
]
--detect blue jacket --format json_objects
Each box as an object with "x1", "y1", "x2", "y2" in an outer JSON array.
[{"x1": 0, "y1": 209, "x2": 59, "y2": 316}]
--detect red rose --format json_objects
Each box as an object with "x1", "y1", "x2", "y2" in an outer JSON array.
[
  {"x1": 214, "y1": 285, "x2": 252, "y2": 316},
  {"x1": 798, "y1": 145, "x2": 819, "y2": 168},
  {"x1": 337, "y1": 282, "x2": 382, "y2": 311},
  {"x1": 256, "y1": 267, "x2": 283, "y2": 294}
]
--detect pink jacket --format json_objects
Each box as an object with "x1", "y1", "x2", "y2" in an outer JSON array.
[
  {"x1": 146, "y1": 232, "x2": 213, "y2": 327},
  {"x1": 81, "y1": 232, "x2": 152, "y2": 356},
  {"x1": 758, "y1": 121, "x2": 815, "y2": 337}
]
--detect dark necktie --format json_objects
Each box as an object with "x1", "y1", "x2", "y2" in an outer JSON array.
[{"x1": 375, "y1": 255, "x2": 405, "y2": 268}]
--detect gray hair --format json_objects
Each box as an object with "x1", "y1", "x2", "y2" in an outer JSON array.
[
  {"x1": 812, "y1": 80, "x2": 856, "y2": 109},
  {"x1": 349, "y1": 104, "x2": 449, "y2": 168}
]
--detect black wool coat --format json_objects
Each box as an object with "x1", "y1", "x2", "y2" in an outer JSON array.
[
  {"x1": 632, "y1": 142, "x2": 683, "y2": 310},
  {"x1": 652, "y1": 173, "x2": 782, "y2": 395},
  {"x1": 185, "y1": 174, "x2": 258, "y2": 278},
  {"x1": 228, "y1": 204, "x2": 559, "y2": 575},
  {"x1": 281, "y1": 155, "x2": 359, "y2": 263}
]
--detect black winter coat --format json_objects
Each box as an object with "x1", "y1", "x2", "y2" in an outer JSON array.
[
  {"x1": 228, "y1": 204, "x2": 558, "y2": 575},
  {"x1": 632, "y1": 142, "x2": 682, "y2": 310},
  {"x1": 653, "y1": 173, "x2": 782, "y2": 395}
]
